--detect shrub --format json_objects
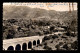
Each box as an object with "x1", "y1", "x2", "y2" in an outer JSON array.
[
  {"x1": 55, "y1": 44, "x2": 60, "y2": 50},
  {"x1": 63, "y1": 43, "x2": 72, "y2": 50},
  {"x1": 71, "y1": 33, "x2": 76, "y2": 37},
  {"x1": 71, "y1": 41, "x2": 78, "y2": 50},
  {"x1": 3, "y1": 32, "x2": 7, "y2": 39},
  {"x1": 58, "y1": 34, "x2": 61, "y2": 36},
  {"x1": 8, "y1": 19, "x2": 18, "y2": 23},
  {"x1": 50, "y1": 26, "x2": 55, "y2": 31},
  {"x1": 55, "y1": 44, "x2": 60, "y2": 48},
  {"x1": 50, "y1": 41, "x2": 53, "y2": 43},
  {"x1": 52, "y1": 35, "x2": 58, "y2": 39},
  {"x1": 3, "y1": 26, "x2": 7, "y2": 32},
  {"x1": 44, "y1": 31, "x2": 50, "y2": 34},
  {"x1": 44, "y1": 42, "x2": 47, "y2": 46},
  {"x1": 6, "y1": 29, "x2": 16, "y2": 39},
  {"x1": 42, "y1": 36, "x2": 51, "y2": 42},
  {"x1": 63, "y1": 44, "x2": 68, "y2": 49},
  {"x1": 43, "y1": 45, "x2": 52, "y2": 50},
  {"x1": 65, "y1": 30, "x2": 71, "y2": 36},
  {"x1": 61, "y1": 36, "x2": 67, "y2": 38},
  {"x1": 59, "y1": 42, "x2": 64, "y2": 46}
]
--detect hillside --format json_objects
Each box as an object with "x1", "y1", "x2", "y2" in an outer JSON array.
[
  {"x1": 3, "y1": 5, "x2": 78, "y2": 40},
  {"x1": 3, "y1": 5, "x2": 77, "y2": 20}
]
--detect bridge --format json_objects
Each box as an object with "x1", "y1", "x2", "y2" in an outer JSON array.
[
  {"x1": 3, "y1": 32, "x2": 67, "y2": 51},
  {"x1": 3, "y1": 35, "x2": 45, "y2": 50}
]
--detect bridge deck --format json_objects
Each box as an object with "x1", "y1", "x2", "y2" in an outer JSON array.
[{"x1": 3, "y1": 36, "x2": 44, "y2": 44}]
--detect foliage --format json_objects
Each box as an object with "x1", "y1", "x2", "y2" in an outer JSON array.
[
  {"x1": 43, "y1": 45, "x2": 52, "y2": 50},
  {"x1": 44, "y1": 42, "x2": 47, "y2": 46},
  {"x1": 3, "y1": 6, "x2": 77, "y2": 39},
  {"x1": 71, "y1": 41, "x2": 78, "y2": 50},
  {"x1": 52, "y1": 35, "x2": 58, "y2": 39},
  {"x1": 42, "y1": 36, "x2": 51, "y2": 42}
]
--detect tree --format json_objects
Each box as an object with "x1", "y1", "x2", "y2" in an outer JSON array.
[
  {"x1": 6, "y1": 29, "x2": 16, "y2": 39},
  {"x1": 70, "y1": 18, "x2": 77, "y2": 35},
  {"x1": 42, "y1": 36, "x2": 51, "y2": 42},
  {"x1": 71, "y1": 41, "x2": 78, "y2": 50},
  {"x1": 43, "y1": 45, "x2": 52, "y2": 50},
  {"x1": 5, "y1": 26, "x2": 17, "y2": 39}
]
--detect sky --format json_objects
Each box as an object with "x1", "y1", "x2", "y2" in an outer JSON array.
[{"x1": 3, "y1": 2, "x2": 77, "y2": 11}]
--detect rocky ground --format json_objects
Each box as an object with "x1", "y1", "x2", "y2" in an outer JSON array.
[{"x1": 32, "y1": 32, "x2": 78, "y2": 50}]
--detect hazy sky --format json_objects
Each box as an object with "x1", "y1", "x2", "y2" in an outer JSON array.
[{"x1": 3, "y1": 2, "x2": 77, "y2": 11}]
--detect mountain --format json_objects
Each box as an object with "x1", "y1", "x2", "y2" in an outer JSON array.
[{"x1": 3, "y1": 5, "x2": 77, "y2": 22}]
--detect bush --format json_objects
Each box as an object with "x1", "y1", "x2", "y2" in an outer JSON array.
[
  {"x1": 66, "y1": 30, "x2": 71, "y2": 36},
  {"x1": 42, "y1": 36, "x2": 51, "y2": 42},
  {"x1": 43, "y1": 45, "x2": 52, "y2": 50},
  {"x1": 8, "y1": 19, "x2": 18, "y2": 23},
  {"x1": 49, "y1": 35, "x2": 53, "y2": 38},
  {"x1": 63, "y1": 44, "x2": 68, "y2": 49},
  {"x1": 50, "y1": 26, "x2": 55, "y2": 31},
  {"x1": 59, "y1": 42, "x2": 64, "y2": 46},
  {"x1": 3, "y1": 26, "x2": 7, "y2": 32},
  {"x1": 27, "y1": 31, "x2": 37, "y2": 36},
  {"x1": 56, "y1": 43, "x2": 71, "y2": 50},
  {"x1": 52, "y1": 35, "x2": 58, "y2": 39},
  {"x1": 71, "y1": 41, "x2": 78, "y2": 50},
  {"x1": 58, "y1": 34, "x2": 61, "y2": 36},
  {"x1": 63, "y1": 43, "x2": 72, "y2": 50},
  {"x1": 44, "y1": 30, "x2": 50, "y2": 34},
  {"x1": 3, "y1": 32, "x2": 7, "y2": 39},
  {"x1": 55, "y1": 44, "x2": 60, "y2": 50},
  {"x1": 44, "y1": 42, "x2": 47, "y2": 46},
  {"x1": 71, "y1": 33, "x2": 76, "y2": 37},
  {"x1": 61, "y1": 36, "x2": 67, "y2": 38},
  {"x1": 50, "y1": 41, "x2": 53, "y2": 43},
  {"x1": 6, "y1": 29, "x2": 16, "y2": 39}
]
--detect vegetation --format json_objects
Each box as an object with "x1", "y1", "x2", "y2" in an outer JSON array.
[
  {"x1": 43, "y1": 45, "x2": 52, "y2": 50},
  {"x1": 71, "y1": 40, "x2": 78, "y2": 50},
  {"x1": 52, "y1": 35, "x2": 58, "y2": 39},
  {"x1": 42, "y1": 36, "x2": 51, "y2": 42},
  {"x1": 3, "y1": 5, "x2": 77, "y2": 40}
]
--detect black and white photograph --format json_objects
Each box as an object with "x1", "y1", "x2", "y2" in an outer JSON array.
[{"x1": 3, "y1": 2, "x2": 78, "y2": 51}]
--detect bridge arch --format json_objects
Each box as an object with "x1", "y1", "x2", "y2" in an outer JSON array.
[
  {"x1": 22, "y1": 43, "x2": 27, "y2": 50},
  {"x1": 7, "y1": 46, "x2": 14, "y2": 50},
  {"x1": 28, "y1": 41, "x2": 32, "y2": 49},
  {"x1": 37, "y1": 39, "x2": 40, "y2": 45},
  {"x1": 15, "y1": 44, "x2": 21, "y2": 50},
  {"x1": 33, "y1": 40, "x2": 36, "y2": 46}
]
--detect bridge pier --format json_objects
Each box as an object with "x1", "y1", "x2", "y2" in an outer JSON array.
[
  {"x1": 21, "y1": 44, "x2": 22, "y2": 50},
  {"x1": 32, "y1": 41, "x2": 33, "y2": 49},
  {"x1": 40, "y1": 39, "x2": 42, "y2": 44}
]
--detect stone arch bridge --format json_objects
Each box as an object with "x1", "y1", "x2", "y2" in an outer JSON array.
[{"x1": 3, "y1": 35, "x2": 45, "y2": 50}]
